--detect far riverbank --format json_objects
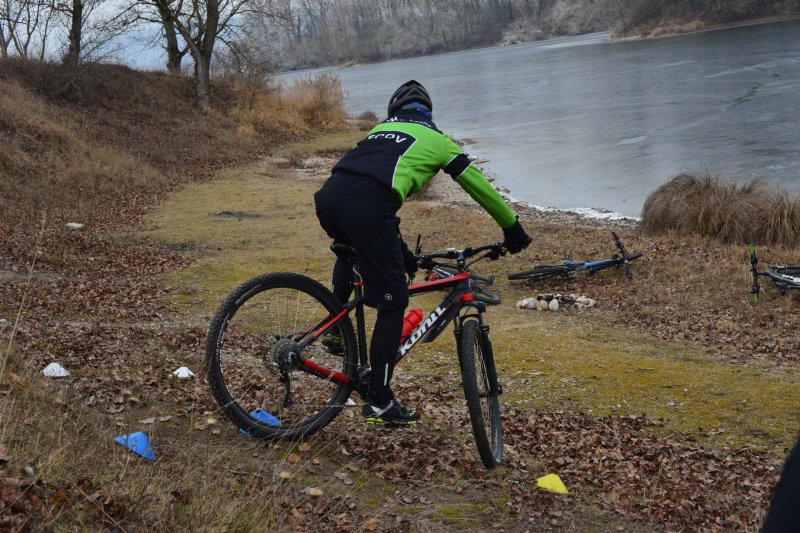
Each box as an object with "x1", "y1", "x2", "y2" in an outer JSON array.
[{"x1": 613, "y1": 13, "x2": 800, "y2": 41}]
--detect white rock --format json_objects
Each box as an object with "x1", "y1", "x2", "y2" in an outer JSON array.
[
  {"x1": 587, "y1": 299, "x2": 597, "y2": 308},
  {"x1": 346, "y1": 398, "x2": 357, "y2": 406},
  {"x1": 548, "y1": 299, "x2": 560, "y2": 311},
  {"x1": 65, "y1": 223, "x2": 85, "y2": 231},
  {"x1": 516, "y1": 299, "x2": 526, "y2": 309},
  {"x1": 42, "y1": 362, "x2": 70, "y2": 377},
  {"x1": 525, "y1": 299, "x2": 539, "y2": 310},
  {"x1": 575, "y1": 303, "x2": 587, "y2": 311},
  {"x1": 576, "y1": 297, "x2": 591, "y2": 305},
  {"x1": 172, "y1": 366, "x2": 195, "y2": 378},
  {"x1": 538, "y1": 300, "x2": 549, "y2": 311}
]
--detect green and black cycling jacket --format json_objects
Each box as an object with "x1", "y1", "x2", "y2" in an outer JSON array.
[{"x1": 332, "y1": 113, "x2": 518, "y2": 229}]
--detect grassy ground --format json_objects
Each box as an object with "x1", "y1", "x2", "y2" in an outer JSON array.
[{"x1": 3, "y1": 61, "x2": 799, "y2": 530}]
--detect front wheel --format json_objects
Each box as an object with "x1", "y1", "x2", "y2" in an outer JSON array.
[
  {"x1": 205, "y1": 272, "x2": 358, "y2": 440},
  {"x1": 458, "y1": 319, "x2": 503, "y2": 468}
]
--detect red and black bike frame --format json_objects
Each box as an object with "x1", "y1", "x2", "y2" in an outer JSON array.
[{"x1": 292, "y1": 266, "x2": 502, "y2": 397}]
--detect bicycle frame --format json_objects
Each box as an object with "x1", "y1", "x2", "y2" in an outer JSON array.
[
  {"x1": 508, "y1": 231, "x2": 641, "y2": 281},
  {"x1": 291, "y1": 264, "x2": 493, "y2": 391},
  {"x1": 750, "y1": 244, "x2": 800, "y2": 299}
]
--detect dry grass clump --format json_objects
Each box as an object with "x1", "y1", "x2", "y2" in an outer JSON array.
[
  {"x1": 357, "y1": 110, "x2": 379, "y2": 123},
  {"x1": 640, "y1": 171, "x2": 800, "y2": 246},
  {"x1": 230, "y1": 74, "x2": 347, "y2": 137}
]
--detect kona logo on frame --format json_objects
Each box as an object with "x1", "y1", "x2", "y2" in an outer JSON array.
[{"x1": 398, "y1": 305, "x2": 446, "y2": 357}]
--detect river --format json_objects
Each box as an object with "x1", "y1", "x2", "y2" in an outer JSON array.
[{"x1": 283, "y1": 20, "x2": 800, "y2": 219}]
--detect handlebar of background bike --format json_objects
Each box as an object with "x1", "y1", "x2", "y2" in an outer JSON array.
[
  {"x1": 611, "y1": 231, "x2": 629, "y2": 258},
  {"x1": 749, "y1": 243, "x2": 762, "y2": 301}
]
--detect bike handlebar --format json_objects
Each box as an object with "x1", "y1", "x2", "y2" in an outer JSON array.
[
  {"x1": 417, "y1": 242, "x2": 506, "y2": 268},
  {"x1": 749, "y1": 243, "x2": 761, "y2": 301}
]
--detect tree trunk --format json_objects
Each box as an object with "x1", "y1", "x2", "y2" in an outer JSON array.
[
  {"x1": 170, "y1": 0, "x2": 220, "y2": 109},
  {"x1": 1, "y1": 27, "x2": 8, "y2": 58},
  {"x1": 164, "y1": 24, "x2": 185, "y2": 73},
  {"x1": 194, "y1": 53, "x2": 212, "y2": 111},
  {"x1": 155, "y1": 0, "x2": 185, "y2": 74},
  {"x1": 63, "y1": 0, "x2": 83, "y2": 65}
]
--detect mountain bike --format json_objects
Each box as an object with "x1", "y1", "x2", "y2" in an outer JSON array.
[
  {"x1": 205, "y1": 241, "x2": 508, "y2": 468},
  {"x1": 749, "y1": 244, "x2": 800, "y2": 300},
  {"x1": 508, "y1": 231, "x2": 642, "y2": 282}
]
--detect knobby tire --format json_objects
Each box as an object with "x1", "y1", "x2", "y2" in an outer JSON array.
[
  {"x1": 205, "y1": 272, "x2": 357, "y2": 440},
  {"x1": 459, "y1": 319, "x2": 503, "y2": 468}
]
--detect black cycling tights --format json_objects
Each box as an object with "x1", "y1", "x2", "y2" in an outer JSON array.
[
  {"x1": 331, "y1": 261, "x2": 404, "y2": 406},
  {"x1": 368, "y1": 308, "x2": 404, "y2": 406}
]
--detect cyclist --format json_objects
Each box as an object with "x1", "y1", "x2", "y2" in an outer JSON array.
[
  {"x1": 314, "y1": 80, "x2": 532, "y2": 425},
  {"x1": 763, "y1": 435, "x2": 800, "y2": 532}
]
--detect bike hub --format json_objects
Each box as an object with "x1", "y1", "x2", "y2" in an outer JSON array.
[{"x1": 271, "y1": 337, "x2": 302, "y2": 370}]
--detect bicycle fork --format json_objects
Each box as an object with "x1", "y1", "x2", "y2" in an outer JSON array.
[{"x1": 454, "y1": 311, "x2": 503, "y2": 397}]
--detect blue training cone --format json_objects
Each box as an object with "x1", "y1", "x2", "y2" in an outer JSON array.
[
  {"x1": 240, "y1": 409, "x2": 281, "y2": 436},
  {"x1": 114, "y1": 432, "x2": 156, "y2": 461}
]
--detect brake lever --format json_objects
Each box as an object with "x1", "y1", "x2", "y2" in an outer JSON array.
[{"x1": 486, "y1": 249, "x2": 501, "y2": 261}]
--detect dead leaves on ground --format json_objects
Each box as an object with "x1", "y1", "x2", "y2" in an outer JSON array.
[{"x1": 1, "y1": 211, "x2": 792, "y2": 532}]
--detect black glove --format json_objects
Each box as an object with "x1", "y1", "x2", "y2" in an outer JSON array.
[
  {"x1": 400, "y1": 238, "x2": 419, "y2": 277},
  {"x1": 502, "y1": 218, "x2": 532, "y2": 254}
]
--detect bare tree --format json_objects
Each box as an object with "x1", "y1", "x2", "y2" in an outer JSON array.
[
  {"x1": 144, "y1": 0, "x2": 290, "y2": 110},
  {"x1": 1, "y1": 0, "x2": 54, "y2": 58},
  {"x1": 133, "y1": 0, "x2": 189, "y2": 73},
  {"x1": 141, "y1": 0, "x2": 251, "y2": 110},
  {"x1": 52, "y1": 0, "x2": 136, "y2": 65}
]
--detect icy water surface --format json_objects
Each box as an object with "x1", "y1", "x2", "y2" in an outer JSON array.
[{"x1": 285, "y1": 21, "x2": 800, "y2": 218}]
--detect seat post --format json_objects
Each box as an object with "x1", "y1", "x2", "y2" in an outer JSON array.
[
  {"x1": 331, "y1": 242, "x2": 369, "y2": 367},
  {"x1": 353, "y1": 267, "x2": 368, "y2": 368}
]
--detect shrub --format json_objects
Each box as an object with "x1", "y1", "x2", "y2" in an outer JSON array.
[
  {"x1": 357, "y1": 110, "x2": 379, "y2": 123},
  {"x1": 640, "y1": 171, "x2": 800, "y2": 246},
  {"x1": 229, "y1": 74, "x2": 347, "y2": 137}
]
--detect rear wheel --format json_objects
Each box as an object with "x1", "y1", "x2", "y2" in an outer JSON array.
[
  {"x1": 205, "y1": 272, "x2": 357, "y2": 439},
  {"x1": 459, "y1": 319, "x2": 502, "y2": 468}
]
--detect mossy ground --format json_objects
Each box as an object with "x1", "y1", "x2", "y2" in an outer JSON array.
[{"x1": 132, "y1": 130, "x2": 799, "y2": 529}]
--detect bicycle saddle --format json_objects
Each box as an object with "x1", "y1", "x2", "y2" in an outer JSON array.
[{"x1": 330, "y1": 242, "x2": 358, "y2": 263}]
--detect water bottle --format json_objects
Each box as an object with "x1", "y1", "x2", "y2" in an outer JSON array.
[{"x1": 400, "y1": 308, "x2": 424, "y2": 343}]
